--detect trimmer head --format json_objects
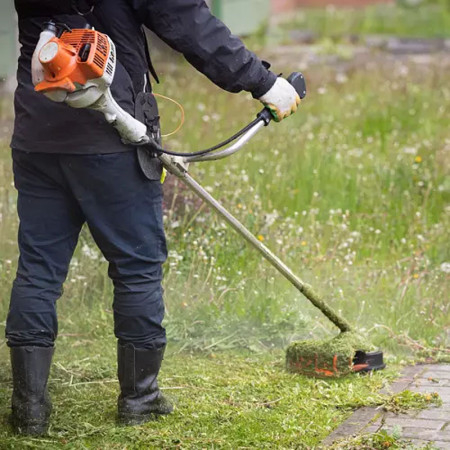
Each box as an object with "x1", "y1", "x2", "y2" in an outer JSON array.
[
  {"x1": 285, "y1": 332, "x2": 385, "y2": 378},
  {"x1": 352, "y1": 350, "x2": 386, "y2": 374}
]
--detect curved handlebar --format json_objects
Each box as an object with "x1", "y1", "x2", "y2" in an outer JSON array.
[
  {"x1": 156, "y1": 72, "x2": 307, "y2": 162},
  {"x1": 182, "y1": 72, "x2": 307, "y2": 163}
]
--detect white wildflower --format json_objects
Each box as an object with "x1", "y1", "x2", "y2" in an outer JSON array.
[
  {"x1": 348, "y1": 148, "x2": 363, "y2": 158},
  {"x1": 335, "y1": 73, "x2": 348, "y2": 84},
  {"x1": 403, "y1": 146, "x2": 418, "y2": 155},
  {"x1": 81, "y1": 244, "x2": 99, "y2": 260},
  {"x1": 397, "y1": 65, "x2": 409, "y2": 77},
  {"x1": 168, "y1": 250, "x2": 183, "y2": 262}
]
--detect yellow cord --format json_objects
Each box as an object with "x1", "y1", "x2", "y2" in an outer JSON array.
[{"x1": 153, "y1": 93, "x2": 185, "y2": 138}]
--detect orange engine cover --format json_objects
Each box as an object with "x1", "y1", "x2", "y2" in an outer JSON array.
[{"x1": 35, "y1": 29, "x2": 112, "y2": 93}]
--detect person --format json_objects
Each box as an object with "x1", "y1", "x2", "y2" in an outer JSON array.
[{"x1": 8, "y1": 0, "x2": 300, "y2": 436}]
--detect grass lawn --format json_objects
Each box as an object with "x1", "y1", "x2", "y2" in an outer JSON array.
[
  {"x1": 0, "y1": 341, "x2": 402, "y2": 449},
  {"x1": 0, "y1": 14, "x2": 449, "y2": 448}
]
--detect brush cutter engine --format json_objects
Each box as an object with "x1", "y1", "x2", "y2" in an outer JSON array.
[{"x1": 33, "y1": 22, "x2": 149, "y2": 145}]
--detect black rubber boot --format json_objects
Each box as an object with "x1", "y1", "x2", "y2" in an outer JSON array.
[
  {"x1": 117, "y1": 343, "x2": 173, "y2": 425},
  {"x1": 10, "y1": 346, "x2": 54, "y2": 436}
]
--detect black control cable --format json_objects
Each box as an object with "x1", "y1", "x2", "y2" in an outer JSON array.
[
  {"x1": 147, "y1": 115, "x2": 266, "y2": 158},
  {"x1": 147, "y1": 72, "x2": 307, "y2": 158}
]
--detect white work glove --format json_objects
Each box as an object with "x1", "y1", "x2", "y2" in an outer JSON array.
[{"x1": 258, "y1": 77, "x2": 301, "y2": 122}]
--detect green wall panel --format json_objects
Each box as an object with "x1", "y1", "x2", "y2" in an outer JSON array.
[
  {"x1": 212, "y1": 0, "x2": 270, "y2": 35},
  {"x1": 0, "y1": 2, "x2": 17, "y2": 79}
]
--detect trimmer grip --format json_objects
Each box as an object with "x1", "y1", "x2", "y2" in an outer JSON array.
[
  {"x1": 257, "y1": 71, "x2": 307, "y2": 125},
  {"x1": 287, "y1": 72, "x2": 307, "y2": 99}
]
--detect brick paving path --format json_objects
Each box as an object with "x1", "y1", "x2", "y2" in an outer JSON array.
[{"x1": 322, "y1": 364, "x2": 450, "y2": 449}]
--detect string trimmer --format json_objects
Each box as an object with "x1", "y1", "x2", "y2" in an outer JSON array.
[{"x1": 32, "y1": 22, "x2": 385, "y2": 377}]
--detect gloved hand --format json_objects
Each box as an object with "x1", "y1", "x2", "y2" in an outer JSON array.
[{"x1": 258, "y1": 77, "x2": 301, "y2": 122}]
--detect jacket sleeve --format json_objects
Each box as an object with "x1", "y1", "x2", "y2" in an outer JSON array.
[{"x1": 128, "y1": 0, "x2": 277, "y2": 98}]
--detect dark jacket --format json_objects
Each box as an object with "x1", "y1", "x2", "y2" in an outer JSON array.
[{"x1": 12, "y1": 0, "x2": 277, "y2": 154}]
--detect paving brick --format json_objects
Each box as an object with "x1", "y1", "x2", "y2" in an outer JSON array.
[
  {"x1": 380, "y1": 380, "x2": 412, "y2": 395},
  {"x1": 404, "y1": 365, "x2": 428, "y2": 377},
  {"x1": 383, "y1": 417, "x2": 446, "y2": 430},
  {"x1": 382, "y1": 427, "x2": 450, "y2": 441},
  {"x1": 414, "y1": 386, "x2": 450, "y2": 394},
  {"x1": 423, "y1": 365, "x2": 450, "y2": 373},
  {"x1": 384, "y1": 412, "x2": 419, "y2": 420},
  {"x1": 416, "y1": 409, "x2": 450, "y2": 421},
  {"x1": 407, "y1": 439, "x2": 450, "y2": 450},
  {"x1": 432, "y1": 441, "x2": 450, "y2": 449},
  {"x1": 407, "y1": 439, "x2": 436, "y2": 448},
  {"x1": 322, "y1": 364, "x2": 450, "y2": 447},
  {"x1": 435, "y1": 395, "x2": 450, "y2": 403},
  {"x1": 320, "y1": 406, "x2": 379, "y2": 445},
  {"x1": 379, "y1": 366, "x2": 425, "y2": 395},
  {"x1": 364, "y1": 425, "x2": 382, "y2": 433},
  {"x1": 415, "y1": 378, "x2": 450, "y2": 387},
  {"x1": 422, "y1": 371, "x2": 450, "y2": 380},
  {"x1": 413, "y1": 386, "x2": 450, "y2": 402}
]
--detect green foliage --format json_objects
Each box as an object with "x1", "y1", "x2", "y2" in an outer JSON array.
[{"x1": 383, "y1": 389, "x2": 442, "y2": 414}]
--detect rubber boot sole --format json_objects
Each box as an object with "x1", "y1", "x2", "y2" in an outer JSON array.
[
  {"x1": 10, "y1": 416, "x2": 49, "y2": 436},
  {"x1": 118, "y1": 408, "x2": 172, "y2": 426}
]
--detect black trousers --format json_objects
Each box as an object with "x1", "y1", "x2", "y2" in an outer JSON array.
[{"x1": 6, "y1": 149, "x2": 167, "y2": 349}]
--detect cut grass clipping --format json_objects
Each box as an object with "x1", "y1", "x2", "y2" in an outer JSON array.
[{"x1": 286, "y1": 331, "x2": 374, "y2": 377}]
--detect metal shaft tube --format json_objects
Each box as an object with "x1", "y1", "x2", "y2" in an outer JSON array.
[{"x1": 161, "y1": 155, "x2": 353, "y2": 333}]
